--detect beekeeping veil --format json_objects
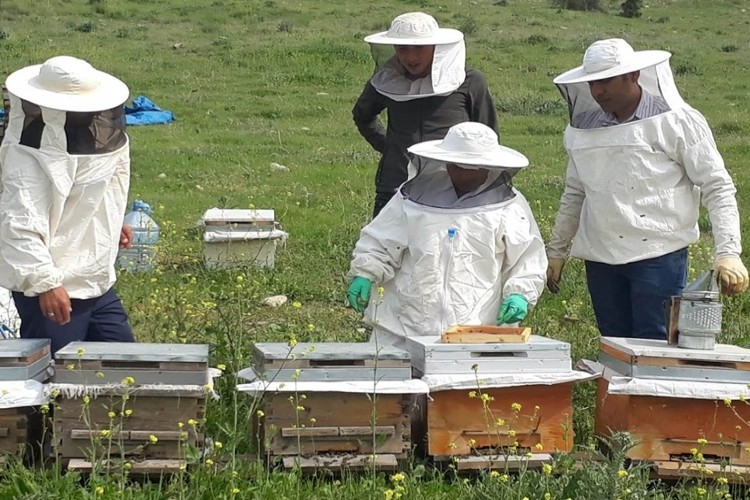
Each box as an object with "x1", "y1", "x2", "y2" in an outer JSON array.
[
  {"x1": 401, "y1": 122, "x2": 528, "y2": 209},
  {"x1": 0, "y1": 56, "x2": 131, "y2": 298},
  {"x1": 365, "y1": 12, "x2": 466, "y2": 102},
  {"x1": 554, "y1": 38, "x2": 683, "y2": 128}
]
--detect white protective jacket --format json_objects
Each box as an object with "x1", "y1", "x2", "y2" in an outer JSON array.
[
  {"x1": 350, "y1": 162, "x2": 547, "y2": 340},
  {"x1": 0, "y1": 93, "x2": 130, "y2": 298},
  {"x1": 549, "y1": 57, "x2": 741, "y2": 265}
]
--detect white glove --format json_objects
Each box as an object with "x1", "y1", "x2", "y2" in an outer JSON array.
[{"x1": 714, "y1": 256, "x2": 749, "y2": 296}]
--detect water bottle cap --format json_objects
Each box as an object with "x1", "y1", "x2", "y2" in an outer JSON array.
[{"x1": 132, "y1": 200, "x2": 152, "y2": 215}]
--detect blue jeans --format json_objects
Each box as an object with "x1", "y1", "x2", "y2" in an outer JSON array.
[
  {"x1": 585, "y1": 248, "x2": 688, "y2": 340},
  {"x1": 13, "y1": 288, "x2": 134, "y2": 353}
]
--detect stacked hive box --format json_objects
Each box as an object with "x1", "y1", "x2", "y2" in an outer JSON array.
[
  {"x1": 202, "y1": 208, "x2": 288, "y2": 269},
  {"x1": 239, "y1": 342, "x2": 427, "y2": 471},
  {"x1": 596, "y1": 337, "x2": 750, "y2": 480},
  {"x1": 0, "y1": 339, "x2": 52, "y2": 461},
  {"x1": 52, "y1": 342, "x2": 209, "y2": 472},
  {"x1": 405, "y1": 334, "x2": 589, "y2": 470}
]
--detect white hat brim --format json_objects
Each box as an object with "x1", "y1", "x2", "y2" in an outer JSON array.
[
  {"x1": 553, "y1": 50, "x2": 671, "y2": 85},
  {"x1": 364, "y1": 28, "x2": 463, "y2": 46},
  {"x1": 408, "y1": 140, "x2": 529, "y2": 169},
  {"x1": 5, "y1": 64, "x2": 129, "y2": 112}
]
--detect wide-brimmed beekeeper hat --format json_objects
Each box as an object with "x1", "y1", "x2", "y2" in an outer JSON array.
[
  {"x1": 5, "y1": 55, "x2": 129, "y2": 112},
  {"x1": 408, "y1": 122, "x2": 528, "y2": 168},
  {"x1": 364, "y1": 12, "x2": 463, "y2": 46},
  {"x1": 554, "y1": 38, "x2": 671, "y2": 85}
]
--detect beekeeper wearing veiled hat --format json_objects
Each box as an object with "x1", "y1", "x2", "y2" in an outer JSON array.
[
  {"x1": 547, "y1": 38, "x2": 748, "y2": 340},
  {"x1": 0, "y1": 56, "x2": 135, "y2": 352},
  {"x1": 347, "y1": 122, "x2": 546, "y2": 347},
  {"x1": 353, "y1": 12, "x2": 498, "y2": 218}
]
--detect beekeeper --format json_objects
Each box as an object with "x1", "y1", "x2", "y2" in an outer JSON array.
[
  {"x1": 347, "y1": 122, "x2": 546, "y2": 347},
  {"x1": 546, "y1": 38, "x2": 748, "y2": 340},
  {"x1": 0, "y1": 56, "x2": 135, "y2": 352},
  {"x1": 352, "y1": 11, "x2": 497, "y2": 217}
]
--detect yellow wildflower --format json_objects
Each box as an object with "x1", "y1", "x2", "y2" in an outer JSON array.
[
  {"x1": 617, "y1": 469, "x2": 628, "y2": 478},
  {"x1": 256, "y1": 410, "x2": 265, "y2": 418},
  {"x1": 495, "y1": 418, "x2": 505, "y2": 427},
  {"x1": 95, "y1": 486, "x2": 104, "y2": 495},
  {"x1": 76, "y1": 347, "x2": 86, "y2": 357},
  {"x1": 107, "y1": 411, "x2": 116, "y2": 419},
  {"x1": 206, "y1": 459, "x2": 214, "y2": 466},
  {"x1": 391, "y1": 472, "x2": 405, "y2": 482},
  {"x1": 468, "y1": 391, "x2": 477, "y2": 399},
  {"x1": 217, "y1": 364, "x2": 226, "y2": 371},
  {"x1": 149, "y1": 434, "x2": 159, "y2": 444},
  {"x1": 122, "y1": 376, "x2": 136, "y2": 386},
  {"x1": 288, "y1": 337, "x2": 298, "y2": 348},
  {"x1": 215, "y1": 441, "x2": 223, "y2": 449},
  {"x1": 535, "y1": 443, "x2": 544, "y2": 451},
  {"x1": 100, "y1": 429, "x2": 111, "y2": 438},
  {"x1": 232, "y1": 488, "x2": 240, "y2": 494},
  {"x1": 511, "y1": 402, "x2": 522, "y2": 412},
  {"x1": 489, "y1": 471, "x2": 500, "y2": 478},
  {"x1": 292, "y1": 301, "x2": 302, "y2": 308},
  {"x1": 82, "y1": 395, "x2": 91, "y2": 405},
  {"x1": 697, "y1": 438, "x2": 708, "y2": 445},
  {"x1": 543, "y1": 464, "x2": 552, "y2": 475}
]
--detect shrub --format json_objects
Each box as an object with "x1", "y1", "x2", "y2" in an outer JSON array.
[
  {"x1": 552, "y1": 0, "x2": 601, "y2": 11},
  {"x1": 620, "y1": 0, "x2": 642, "y2": 18}
]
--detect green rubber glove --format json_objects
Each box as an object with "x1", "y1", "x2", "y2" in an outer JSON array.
[
  {"x1": 497, "y1": 294, "x2": 528, "y2": 325},
  {"x1": 347, "y1": 276, "x2": 372, "y2": 313}
]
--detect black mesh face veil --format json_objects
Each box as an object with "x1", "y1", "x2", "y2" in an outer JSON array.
[
  {"x1": 18, "y1": 101, "x2": 126, "y2": 154},
  {"x1": 401, "y1": 156, "x2": 518, "y2": 209}
]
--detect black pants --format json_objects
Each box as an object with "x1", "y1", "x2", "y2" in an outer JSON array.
[{"x1": 13, "y1": 288, "x2": 134, "y2": 353}]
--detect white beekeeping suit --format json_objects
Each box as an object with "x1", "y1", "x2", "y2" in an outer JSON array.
[
  {"x1": 349, "y1": 122, "x2": 547, "y2": 347},
  {"x1": 549, "y1": 39, "x2": 741, "y2": 267},
  {"x1": 0, "y1": 56, "x2": 130, "y2": 299}
]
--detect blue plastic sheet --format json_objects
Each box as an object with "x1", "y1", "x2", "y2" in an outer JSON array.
[{"x1": 125, "y1": 95, "x2": 175, "y2": 126}]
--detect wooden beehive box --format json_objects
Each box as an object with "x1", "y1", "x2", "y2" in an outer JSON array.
[
  {"x1": 595, "y1": 376, "x2": 750, "y2": 466},
  {"x1": 424, "y1": 383, "x2": 575, "y2": 459},
  {"x1": 202, "y1": 208, "x2": 286, "y2": 269},
  {"x1": 255, "y1": 391, "x2": 413, "y2": 469},
  {"x1": 53, "y1": 342, "x2": 208, "y2": 385},
  {"x1": 0, "y1": 338, "x2": 52, "y2": 382},
  {"x1": 441, "y1": 325, "x2": 531, "y2": 344},
  {"x1": 251, "y1": 342, "x2": 412, "y2": 382},
  {"x1": 598, "y1": 337, "x2": 750, "y2": 384},
  {"x1": 404, "y1": 335, "x2": 571, "y2": 376},
  {"x1": 52, "y1": 342, "x2": 209, "y2": 462}
]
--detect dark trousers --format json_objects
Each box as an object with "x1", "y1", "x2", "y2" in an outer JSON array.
[
  {"x1": 13, "y1": 288, "x2": 134, "y2": 353},
  {"x1": 585, "y1": 248, "x2": 688, "y2": 340}
]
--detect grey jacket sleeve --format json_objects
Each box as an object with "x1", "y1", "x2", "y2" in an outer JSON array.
[
  {"x1": 466, "y1": 69, "x2": 499, "y2": 135},
  {"x1": 352, "y1": 82, "x2": 387, "y2": 154}
]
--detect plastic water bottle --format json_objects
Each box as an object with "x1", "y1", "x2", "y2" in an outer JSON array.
[{"x1": 117, "y1": 200, "x2": 159, "y2": 272}]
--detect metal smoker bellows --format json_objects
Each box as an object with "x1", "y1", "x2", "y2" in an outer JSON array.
[{"x1": 677, "y1": 270, "x2": 722, "y2": 350}]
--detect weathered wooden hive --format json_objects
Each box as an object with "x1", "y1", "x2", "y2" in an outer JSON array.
[
  {"x1": 596, "y1": 336, "x2": 750, "y2": 480},
  {"x1": 241, "y1": 342, "x2": 426, "y2": 471},
  {"x1": 52, "y1": 342, "x2": 210, "y2": 472},
  {"x1": 404, "y1": 332, "x2": 587, "y2": 470},
  {"x1": 0, "y1": 339, "x2": 52, "y2": 460}
]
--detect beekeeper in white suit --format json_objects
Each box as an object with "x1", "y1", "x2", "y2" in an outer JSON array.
[
  {"x1": 547, "y1": 38, "x2": 748, "y2": 340},
  {"x1": 347, "y1": 122, "x2": 547, "y2": 347},
  {"x1": 0, "y1": 56, "x2": 135, "y2": 353}
]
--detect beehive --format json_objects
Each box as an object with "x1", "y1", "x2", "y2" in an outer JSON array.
[
  {"x1": 243, "y1": 342, "x2": 420, "y2": 471},
  {"x1": 405, "y1": 335, "x2": 581, "y2": 468},
  {"x1": 0, "y1": 339, "x2": 51, "y2": 458},
  {"x1": 202, "y1": 208, "x2": 287, "y2": 269},
  {"x1": 595, "y1": 337, "x2": 750, "y2": 481},
  {"x1": 52, "y1": 342, "x2": 209, "y2": 467}
]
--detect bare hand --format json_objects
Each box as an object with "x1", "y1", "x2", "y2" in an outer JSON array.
[
  {"x1": 39, "y1": 287, "x2": 72, "y2": 325},
  {"x1": 120, "y1": 224, "x2": 133, "y2": 249}
]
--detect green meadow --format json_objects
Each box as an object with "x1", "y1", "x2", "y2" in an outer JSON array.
[{"x1": 1, "y1": 0, "x2": 750, "y2": 497}]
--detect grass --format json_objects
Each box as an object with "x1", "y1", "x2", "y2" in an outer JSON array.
[{"x1": 2, "y1": 0, "x2": 750, "y2": 497}]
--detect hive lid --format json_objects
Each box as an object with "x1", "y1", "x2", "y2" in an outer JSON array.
[
  {"x1": 252, "y1": 342, "x2": 410, "y2": 361},
  {"x1": 0, "y1": 338, "x2": 51, "y2": 359},
  {"x1": 55, "y1": 342, "x2": 209, "y2": 363},
  {"x1": 202, "y1": 208, "x2": 275, "y2": 225}
]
